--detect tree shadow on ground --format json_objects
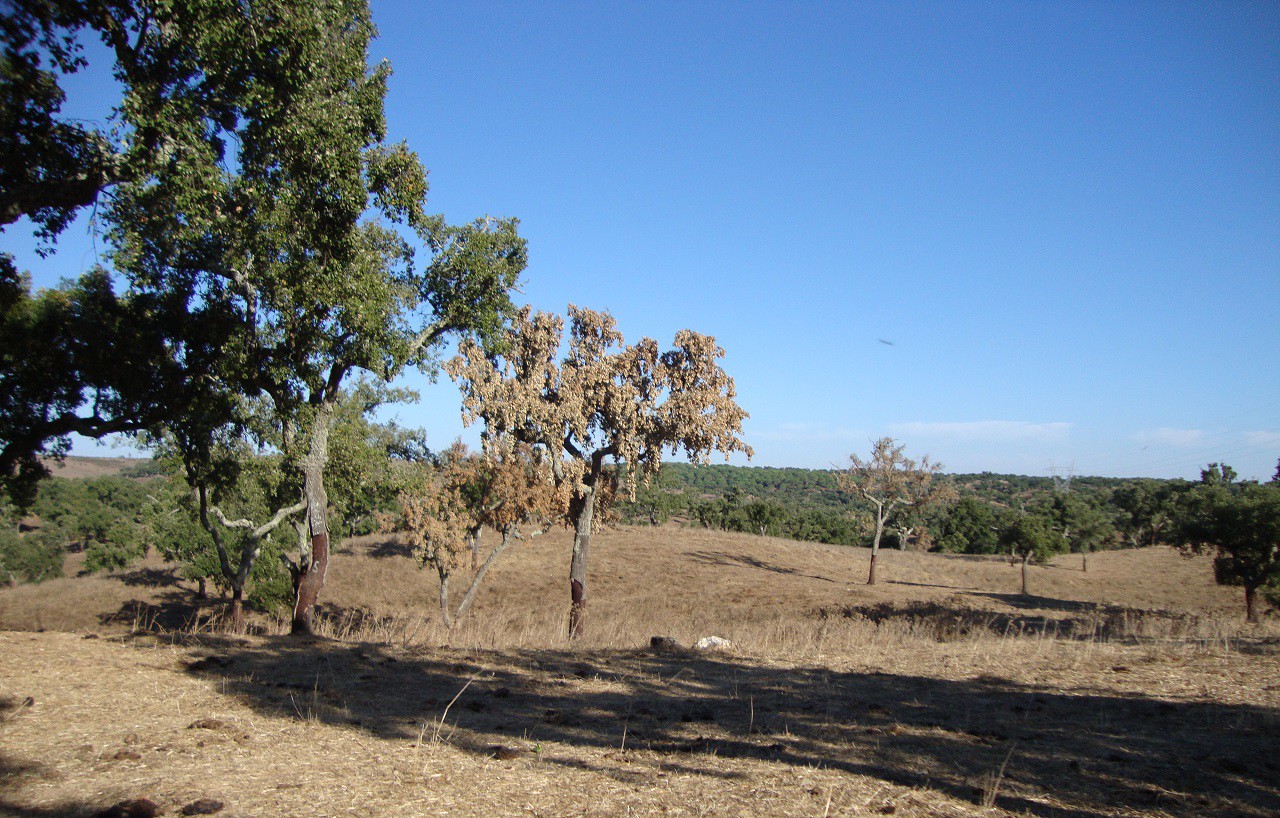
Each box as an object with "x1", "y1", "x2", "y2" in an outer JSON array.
[
  {"x1": 0, "y1": 749, "x2": 106, "y2": 817},
  {"x1": 112, "y1": 566, "x2": 184, "y2": 588},
  {"x1": 177, "y1": 635, "x2": 1280, "y2": 818},
  {"x1": 363, "y1": 537, "x2": 415, "y2": 559},
  {"x1": 687, "y1": 550, "x2": 839, "y2": 583},
  {"x1": 821, "y1": 597, "x2": 1209, "y2": 643},
  {"x1": 971, "y1": 592, "x2": 1140, "y2": 615},
  {"x1": 98, "y1": 592, "x2": 224, "y2": 633},
  {"x1": 888, "y1": 579, "x2": 976, "y2": 592}
]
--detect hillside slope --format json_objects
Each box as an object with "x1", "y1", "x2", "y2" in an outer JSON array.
[
  {"x1": 2, "y1": 528, "x2": 1278, "y2": 817},
  {"x1": 0, "y1": 526, "x2": 1252, "y2": 644}
]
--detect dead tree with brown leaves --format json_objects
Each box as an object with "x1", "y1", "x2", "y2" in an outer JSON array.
[
  {"x1": 446, "y1": 305, "x2": 752, "y2": 638},
  {"x1": 837, "y1": 437, "x2": 950, "y2": 585},
  {"x1": 399, "y1": 441, "x2": 563, "y2": 630}
]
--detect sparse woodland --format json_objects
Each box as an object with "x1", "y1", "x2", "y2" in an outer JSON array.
[{"x1": 2, "y1": 1, "x2": 1279, "y2": 816}]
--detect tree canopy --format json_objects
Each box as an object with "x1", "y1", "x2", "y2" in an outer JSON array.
[
  {"x1": 447, "y1": 304, "x2": 752, "y2": 637},
  {"x1": 837, "y1": 437, "x2": 951, "y2": 584},
  {"x1": 1174, "y1": 466, "x2": 1280, "y2": 622},
  {"x1": 2, "y1": 0, "x2": 528, "y2": 632}
]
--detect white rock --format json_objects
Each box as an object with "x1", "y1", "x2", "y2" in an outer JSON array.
[{"x1": 693, "y1": 636, "x2": 732, "y2": 651}]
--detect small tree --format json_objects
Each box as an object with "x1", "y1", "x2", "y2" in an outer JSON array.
[
  {"x1": 1174, "y1": 465, "x2": 1280, "y2": 622},
  {"x1": 447, "y1": 305, "x2": 752, "y2": 637},
  {"x1": 999, "y1": 510, "x2": 1063, "y2": 595},
  {"x1": 836, "y1": 437, "x2": 947, "y2": 585},
  {"x1": 745, "y1": 499, "x2": 787, "y2": 538},
  {"x1": 1049, "y1": 493, "x2": 1114, "y2": 572},
  {"x1": 400, "y1": 442, "x2": 562, "y2": 630}
]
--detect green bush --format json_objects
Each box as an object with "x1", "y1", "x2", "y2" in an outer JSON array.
[{"x1": 0, "y1": 527, "x2": 63, "y2": 584}]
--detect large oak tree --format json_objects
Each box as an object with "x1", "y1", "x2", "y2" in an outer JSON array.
[{"x1": 2, "y1": 0, "x2": 527, "y2": 633}]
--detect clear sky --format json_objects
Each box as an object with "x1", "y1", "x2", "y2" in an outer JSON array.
[{"x1": 7, "y1": 1, "x2": 1279, "y2": 480}]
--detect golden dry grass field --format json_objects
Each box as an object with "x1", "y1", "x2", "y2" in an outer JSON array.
[{"x1": 2, "y1": 525, "x2": 1278, "y2": 817}]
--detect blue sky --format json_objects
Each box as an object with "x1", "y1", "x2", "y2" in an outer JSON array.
[{"x1": 7, "y1": 1, "x2": 1279, "y2": 479}]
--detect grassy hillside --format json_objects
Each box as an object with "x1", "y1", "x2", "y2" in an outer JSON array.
[
  {"x1": 2, "y1": 527, "x2": 1278, "y2": 817},
  {"x1": 36, "y1": 456, "x2": 144, "y2": 480}
]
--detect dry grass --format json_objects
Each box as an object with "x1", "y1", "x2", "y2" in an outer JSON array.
[
  {"x1": 37, "y1": 456, "x2": 138, "y2": 480},
  {"x1": 2, "y1": 525, "x2": 1278, "y2": 817}
]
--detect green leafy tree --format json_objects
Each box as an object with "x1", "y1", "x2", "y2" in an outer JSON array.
[
  {"x1": 999, "y1": 510, "x2": 1063, "y2": 595},
  {"x1": 0, "y1": 526, "x2": 63, "y2": 585},
  {"x1": 324, "y1": 381, "x2": 430, "y2": 537},
  {"x1": 1174, "y1": 465, "x2": 1280, "y2": 622},
  {"x1": 0, "y1": 0, "x2": 308, "y2": 503},
  {"x1": 620, "y1": 467, "x2": 681, "y2": 526},
  {"x1": 938, "y1": 497, "x2": 1001, "y2": 554},
  {"x1": 27, "y1": 475, "x2": 150, "y2": 572},
  {"x1": 155, "y1": 384, "x2": 433, "y2": 629},
  {"x1": 745, "y1": 499, "x2": 787, "y2": 538},
  {"x1": 1049, "y1": 492, "x2": 1114, "y2": 572},
  {"x1": 2, "y1": 1, "x2": 527, "y2": 637},
  {"x1": 1111, "y1": 479, "x2": 1182, "y2": 548},
  {"x1": 99, "y1": 2, "x2": 526, "y2": 634},
  {"x1": 448, "y1": 305, "x2": 752, "y2": 638}
]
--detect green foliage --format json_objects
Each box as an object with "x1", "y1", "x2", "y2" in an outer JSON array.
[
  {"x1": 325, "y1": 380, "x2": 430, "y2": 537},
  {"x1": 0, "y1": 526, "x2": 63, "y2": 585},
  {"x1": 1111, "y1": 479, "x2": 1184, "y2": 548},
  {"x1": 1175, "y1": 466, "x2": 1280, "y2": 620},
  {"x1": 1047, "y1": 493, "x2": 1115, "y2": 557},
  {"x1": 31, "y1": 475, "x2": 152, "y2": 573},
  {"x1": 938, "y1": 497, "x2": 1001, "y2": 554},
  {"x1": 616, "y1": 463, "x2": 1194, "y2": 560},
  {"x1": 83, "y1": 523, "x2": 146, "y2": 573},
  {"x1": 999, "y1": 511, "x2": 1063, "y2": 565}
]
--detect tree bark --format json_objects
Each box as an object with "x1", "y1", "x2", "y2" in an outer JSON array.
[
  {"x1": 1245, "y1": 585, "x2": 1258, "y2": 623},
  {"x1": 469, "y1": 526, "x2": 481, "y2": 570},
  {"x1": 867, "y1": 513, "x2": 885, "y2": 585},
  {"x1": 1021, "y1": 551, "x2": 1031, "y2": 595},
  {"x1": 228, "y1": 586, "x2": 246, "y2": 632},
  {"x1": 292, "y1": 406, "x2": 334, "y2": 635},
  {"x1": 454, "y1": 528, "x2": 518, "y2": 625},
  {"x1": 438, "y1": 570, "x2": 453, "y2": 630},
  {"x1": 568, "y1": 485, "x2": 596, "y2": 639}
]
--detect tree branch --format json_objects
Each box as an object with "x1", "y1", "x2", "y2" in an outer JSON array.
[{"x1": 207, "y1": 496, "x2": 308, "y2": 540}]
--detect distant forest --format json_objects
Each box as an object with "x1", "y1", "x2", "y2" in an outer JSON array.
[
  {"x1": 0, "y1": 458, "x2": 1208, "y2": 580},
  {"x1": 618, "y1": 462, "x2": 1181, "y2": 553}
]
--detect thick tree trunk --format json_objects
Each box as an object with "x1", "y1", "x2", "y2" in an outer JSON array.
[
  {"x1": 1082, "y1": 546, "x2": 1089, "y2": 573},
  {"x1": 1245, "y1": 585, "x2": 1259, "y2": 623},
  {"x1": 568, "y1": 486, "x2": 596, "y2": 639},
  {"x1": 228, "y1": 586, "x2": 246, "y2": 632},
  {"x1": 292, "y1": 406, "x2": 334, "y2": 636},
  {"x1": 1021, "y1": 551, "x2": 1031, "y2": 595}
]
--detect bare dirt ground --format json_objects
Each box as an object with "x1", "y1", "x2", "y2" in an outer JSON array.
[{"x1": 2, "y1": 526, "x2": 1278, "y2": 817}]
